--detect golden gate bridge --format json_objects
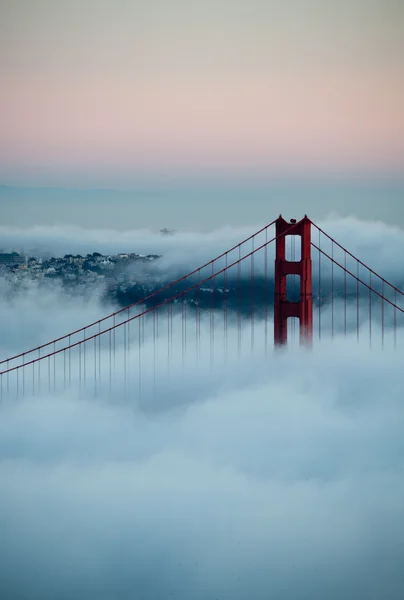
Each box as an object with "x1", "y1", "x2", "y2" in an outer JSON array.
[{"x1": 1, "y1": 216, "x2": 403, "y2": 401}]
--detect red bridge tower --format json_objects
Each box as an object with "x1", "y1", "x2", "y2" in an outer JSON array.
[{"x1": 274, "y1": 215, "x2": 313, "y2": 346}]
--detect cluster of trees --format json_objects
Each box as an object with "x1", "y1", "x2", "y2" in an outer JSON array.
[{"x1": 63, "y1": 252, "x2": 102, "y2": 260}]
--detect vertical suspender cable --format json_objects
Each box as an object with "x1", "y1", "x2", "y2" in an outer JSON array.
[
  {"x1": 344, "y1": 253, "x2": 347, "y2": 337},
  {"x1": 38, "y1": 348, "x2": 41, "y2": 394},
  {"x1": 153, "y1": 308, "x2": 156, "y2": 398},
  {"x1": 98, "y1": 322, "x2": 101, "y2": 385},
  {"x1": 68, "y1": 338, "x2": 71, "y2": 389},
  {"x1": 210, "y1": 261, "x2": 214, "y2": 369},
  {"x1": 318, "y1": 230, "x2": 321, "y2": 341},
  {"x1": 182, "y1": 295, "x2": 185, "y2": 369},
  {"x1": 113, "y1": 315, "x2": 116, "y2": 371},
  {"x1": 167, "y1": 303, "x2": 170, "y2": 374},
  {"x1": 369, "y1": 272, "x2": 372, "y2": 348},
  {"x1": 381, "y1": 280, "x2": 385, "y2": 349},
  {"x1": 128, "y1": 309, "x2": 131, "y2": 396},
  {"x1": 138, "y1": 316, "x2": 142, "y2": 400},
  {"x1": 23, "y1": 354, "x2": 25, "y2": 397},
  {"x1": 184, "y1": 293, "x2": 187, "y2": 365},
  {"x1": 170, "y1": 303, "x2": 173, "y2": 368},
  {"x1": 394, "y1": 289, "x2": 397, "y2": 350},
  {"x1": 94, "y1": 335, "x2": 97, "y2": 398},
  {"x1": 154, "y1": 305, "x2": 157, "y2": 385},
  {"x1": 356, "y1": 260, "x2": 360, "y2": 342},
  {"x1": 224, "y1": 252, "x2": 228, "y2": 365},
  {"x1": 251, "y1": 236, "x2": 255, "y2": 353},
  {"x1": 84, "y1": 328, "x2": 86, "y2": 389},
  {"x1": 196, "y1": 268, "x2": 200, "y2": 364},
  {"x1": 124, "y1": 315, "x2": 127, "y2": 402},
  {"x1": 63, "y1": 349, "x2": 65, "y2": 392},
  {"x1": 79, "y1": 342, "x2": 82, "y2": 394},
  {"x1": 264, "y1": 228, "x2": 268, "y2": 355},
  {"x1": 238, "y1": 245, "x2": 241, "y2": 359},
  {"x1": 331, "y1": 241, "x2": 334, "y2": 339},
  {"x1": 109, "y1": 329, "x2": 112, "y2": 398}
]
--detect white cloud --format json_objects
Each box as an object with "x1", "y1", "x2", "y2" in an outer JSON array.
[
  {"x1": 0, "y1": 338, "x2": 404, "y2": 599},
  {"x1": 0, "y1": 217, "x2": 404, "y2": 598},
  {"x1": 1, "y1": 214, "x2": 404, "y2": 279}
]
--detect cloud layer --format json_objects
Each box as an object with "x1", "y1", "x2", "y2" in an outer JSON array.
[
  {"x1": 0, "y1": 216, "x2": 404, "y2": 599},
  {"x1": 2, "y1": 214, "x2": 404, "y2": 277},
  {"x1": 1, "y1": 339, "x2": 404, "y2": 599}
]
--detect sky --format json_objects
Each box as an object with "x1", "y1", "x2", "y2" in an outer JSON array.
[
  {"x1": 1, "y1": 178, "x2": 404, "y2": 231},
  {"x1": 1, "y1": 0, "x2": 403, "y2": 187}
]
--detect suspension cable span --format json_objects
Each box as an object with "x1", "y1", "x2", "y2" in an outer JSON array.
[
  {"x1": 311, "y1": 221, "x2": 404, "y2": 297},
  {"x1": 311, "y1": 243, "x2": 404, "y2": 314},
  {"x1": 0, "y1": 219, "x2": 278, "y2": 366},
  {"x1": 0, "y1": 221, "x2": 300, "y2": 376},
  {"x1": 3, "y1": 218, "x2": 401, "y2": 378}
]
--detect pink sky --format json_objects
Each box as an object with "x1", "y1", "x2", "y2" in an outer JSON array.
[{"x1": 1, "y1": 0, "x2": 403, "y2": 183}]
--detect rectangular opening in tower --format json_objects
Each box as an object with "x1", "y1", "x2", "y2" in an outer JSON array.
[
  {"x1": 286, "y1": 274, "x2": 300, "y2": 303},
  {"x1": 285, "y1": 235, "x2": 301, "y2": 262}
]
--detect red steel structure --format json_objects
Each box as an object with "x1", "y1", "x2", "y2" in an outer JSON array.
[
  {"x1": 1, "y1": 215, "x2": 404, "y2": 401},
  {"x1": 274, "y1": 216, "x2": 313, "y2": 346}
]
